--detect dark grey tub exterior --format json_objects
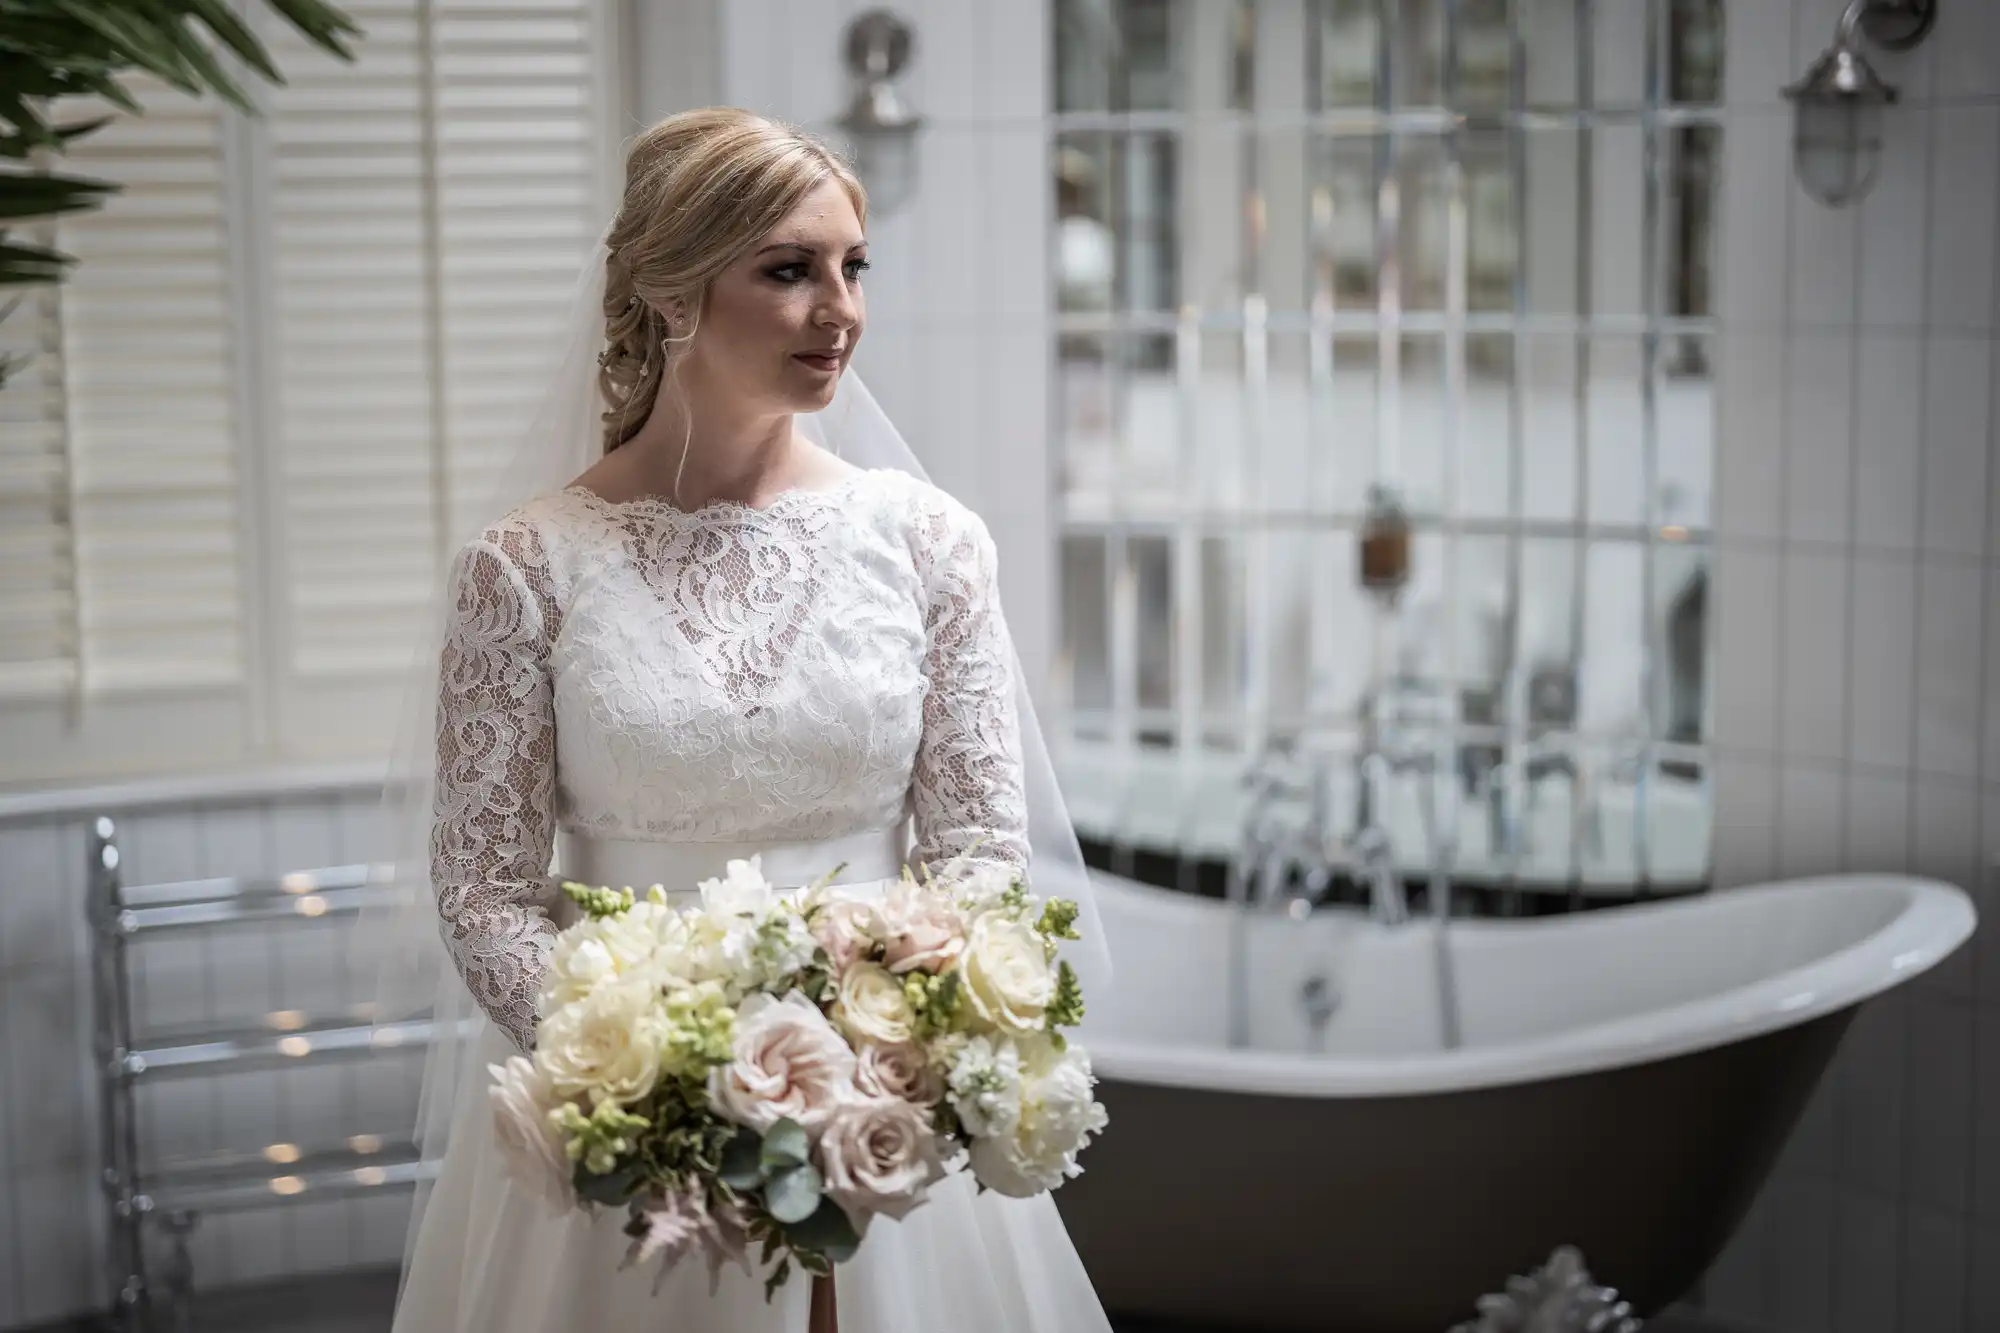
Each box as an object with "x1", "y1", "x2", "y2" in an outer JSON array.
[{"x1": 1056, "y1": 1007, "x2": 1854, "y2": 1333}]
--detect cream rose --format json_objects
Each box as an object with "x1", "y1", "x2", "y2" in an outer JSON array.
[
  {"x1": 874, "y1": 883, "x2": 966, "y2": 975},
  {"x1": 818, "y1": 1095, "x2": 946, "y2": 1224},
  {"x1": 707, "y1": 991, "x2": 856, "y2": 1136},
  {"x1": 533, "y1": 977, "x2": 667, "y2": 1107},
  {"x1": 958, "y1": 914, "x2": 1054, "y2": 1034},
  {"x1": 854, "y1": 1040, "x2": 944, "y2": 1107},
  {"x1": 487, "y1": 1056, "x2": 575, "y2": 1210},
  {"x1": 832, "y1": 961, "x2": 916, "y2": 1045}
]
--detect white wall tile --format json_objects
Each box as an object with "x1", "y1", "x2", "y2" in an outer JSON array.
[
  {"x1": 1834, "y1": 1188, "x2": 1902, "y2": 1333},
  {"x1": 1912, "y1": 778, "x2": 1981, "y2": 1000},
  {"x1": 1716, "y1": 333, "x2": 1787, "y2": 541},
  {"x1": 1921, "y1": 335, "x2": 1993, "y2": 559},
  {"x1": 1844, "y1": 766, "x2": 1911, "y2": 869},
  {"x1": 1714, "y1": 546, "x2": 1783, "y2": 753},
  {"x1": 1853, "y1": 334, "x2": 1924, "y2": 550},
  {"x1": 1719, "y1": 112, "x2": 1791, "y2": 327},
  {"x1": 1780, "y1": 763, "x2": 1847, "y2": 878},
  {"x1": 1927, "y1": 106, "x2": 2000, "y2": 335},
  {"x1": 1915, "y1": 559, "x2": 1986, "y2": 780},
  {"x1": 1848, "y1": 554, "x2": 1919, "y2": 768},
  {"x1": 1780, "y1": 551, "x2": 1851, "y2": 761},
  {"x1": 1785, "y1": 335, "x2": 1855, "y2": 543},
  {"x1": 1931, "y1": 0, "x2": 2000, "y2": 99},
  {"x1": 1788, "y1": 181, "x2": 1858, "y2": 328},
  {"x1": 1713, "y1": 752, "x2": 1779, "y2": 888},
  {"x1": 1859, "y1": 108, "x2": 1933, "y2": 332},
  {"x1": 1901, "y1": 1203, "x2": 1969, "y2": 1333},
  {"x1": 1725, "y1": 4, "x2": 1793, "y2": 108}
]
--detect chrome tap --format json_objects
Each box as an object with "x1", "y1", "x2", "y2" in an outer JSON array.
[{"x1": 1352, "y1": 823, "x2": 1409, "y2": 926}]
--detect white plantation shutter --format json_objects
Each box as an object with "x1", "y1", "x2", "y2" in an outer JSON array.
[
  {"x1": 1, "y1": 2, "x2": 618, "y2": 785},
  {"x1": 267, "y1": 0, "x2": 615, "y2": 753},
  {"x1": 0, "y1": 86, "x2": 242, "y2": 708}
]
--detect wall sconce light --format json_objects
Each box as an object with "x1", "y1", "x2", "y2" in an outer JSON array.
[
  {"x1": 838, "y1": 9, "x2": 925, "y2": 217},
  {"x1": 1782, "y1": 0, "x2": 1937, "y2": 207}
]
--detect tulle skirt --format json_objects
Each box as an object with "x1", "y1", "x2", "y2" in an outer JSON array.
[{"x1": 390, "y1": 1021, "x2": 1115, "y2": 1333}]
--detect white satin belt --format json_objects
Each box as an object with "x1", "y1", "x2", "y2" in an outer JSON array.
[{"x1": 553, "y1": 824, "x2": 909, "y2": 902}]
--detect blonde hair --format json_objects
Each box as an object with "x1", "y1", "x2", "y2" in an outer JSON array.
[{"x1": 596, "y1": 107, "x2": 867, "y2": 453}]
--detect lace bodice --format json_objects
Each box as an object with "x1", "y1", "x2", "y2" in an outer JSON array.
[{"x1": 428, "y1": 469, "x2": 1028, "y2": 1048}]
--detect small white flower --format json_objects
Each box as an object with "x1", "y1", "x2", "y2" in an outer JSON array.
[
  {"x1": 698, "y1": 857, "x2": 776, "y2": 918},
  {"x1": 944, "y1": 1034, "x2": 1023, "y2": 1139}
]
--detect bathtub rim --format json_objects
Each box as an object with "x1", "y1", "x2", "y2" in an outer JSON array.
[{"x1": 1084, "y1": 870, "x2": 1976, "y2": 1099}]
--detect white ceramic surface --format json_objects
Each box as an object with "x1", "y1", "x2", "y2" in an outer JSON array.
[{"x1": 1080, "y1": 871, "x2": 1975, "y2": 1098}]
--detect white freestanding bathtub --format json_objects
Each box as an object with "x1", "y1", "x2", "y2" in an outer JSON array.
[{"x1": 1053, "y1": 872, "x2": 1975, "y2": 1332}]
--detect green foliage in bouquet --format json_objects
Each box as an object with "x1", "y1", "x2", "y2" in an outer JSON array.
[{"x1": 719, "y1": 1118, "x2": 861, "y2": 1297}]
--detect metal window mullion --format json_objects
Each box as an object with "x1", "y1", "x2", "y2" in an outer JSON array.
[
  {"x1": 1633, "y1": 0, "x2": 1666, "y2": 894},
  {"x1": 1499, "y1": 0, "x2": 1530, "y2": 901},
  {"x1": 1564, "y1": 0, "x2": 1595, "y2": 904}
]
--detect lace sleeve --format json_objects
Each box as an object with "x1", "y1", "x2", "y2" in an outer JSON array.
[
  {"x1": 430, "y1": 523, "x2": 560, "y2": 1051},
  {"x1": 909, "y1": 501, "x2": 1030, "y2": 872}
]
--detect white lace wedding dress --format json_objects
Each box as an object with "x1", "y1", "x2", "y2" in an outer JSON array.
[{"x1": 391, "y1": 467, "x2": 1114, "y2": 1332}]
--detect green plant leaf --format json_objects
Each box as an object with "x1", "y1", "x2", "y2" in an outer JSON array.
[
  {"x1": 760, "y1": 1118, "x2": 809, "y2": 1171},
  {"x1": 571, "y1": 1162, "x2": 642, "y2": 1208},
  {"x1": 180, "y1": 0, "x2": 284, "y2": 83},
  {"x1": 761, "y1": 1256, "x2": 791, "y2": 1303},
  {"x1": 718, "y1": 1126, "x2": 765, "y2": 1191},
  {"x1": 763, "y1": 1163, "x2": 822, "y2": 1225},
  {"x1": 783, "y1": 1197, "x2": 861, "y2": 1263},
  {"x1": 0, "y1": 172, "x2": 118, "y2": 219},
  {"x1": 0, "y1": 239, "x2": 76, "y2": 285},
  {"x1": 264, "y1": 0, "x2": 364, "y2": 59}
]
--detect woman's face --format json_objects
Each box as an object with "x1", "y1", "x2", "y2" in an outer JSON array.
[{"x1": 682, "y1": 178, "x2": 868, "y2": 414}]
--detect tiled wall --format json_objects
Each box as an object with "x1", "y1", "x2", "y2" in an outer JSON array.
[
  {"x1": 1696, "y1": 2, "x2": 2000, "y2": 1330},
  {"x1": 0, "y1": 783, "x2": 422, "y2": 1328}
]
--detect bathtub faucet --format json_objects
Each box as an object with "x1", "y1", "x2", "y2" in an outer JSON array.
[{"x1": 1353, "y1": 824, "x2": 1410, "y2": 926}]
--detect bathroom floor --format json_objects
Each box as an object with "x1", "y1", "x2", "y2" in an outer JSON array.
[{"x1": 99, "y1": 1267, "x2": 1747, "y2": 1333}]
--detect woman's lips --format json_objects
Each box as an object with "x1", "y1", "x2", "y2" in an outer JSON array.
[{"x1": 794, "y1": 351, "x2": 842, "y2": 372}]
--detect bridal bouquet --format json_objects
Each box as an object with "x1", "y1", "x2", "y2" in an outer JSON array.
[{"x1": 485, "y1": 855, "x2": 1106, "y2": 1299}]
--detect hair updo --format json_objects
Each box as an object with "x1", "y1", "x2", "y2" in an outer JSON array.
[{"x1": 596, "y1": 107, "x2": 866, "y2": 452}]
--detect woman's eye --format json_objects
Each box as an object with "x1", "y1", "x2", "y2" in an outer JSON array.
[
  {"x1": 845, "y1": 259, "x2": 871, "y2": 279},
  {"x1": 769, "y1": 264, "x2": 808, "y2": 283}
]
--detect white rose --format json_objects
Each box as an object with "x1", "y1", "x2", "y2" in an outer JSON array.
[
  {"x1": 943, "y1": 1034, "x2": 1023, "y2": 1139},
  {"x1": 853, "y1": 1041, "x2": 944, "y2": 1107},
  {"x1": 818, "y1": 1095, "x2": 946, "y2": 1225},
  {"x1": 699, "y1": 857, "x2": 776, "y2": 918},
  {"x1": 958, "y1": 914, "x2": 1054, "y2": 1034},
  {"x1": 487, "y1": 1056, "x2": 575, "y2": 1209},
  {"x1": 707, "y1": 991, "x2": 856, "y2": 1137},
  {"x1": 832, "y1": 961, "x2": 916, "y2": 1045},
  {"x1": 533, "y1": 977, "x2": 667, "y2": 1107},
  {"x1": 874, "y1": 882, "x2": 966, "y2": 975}
]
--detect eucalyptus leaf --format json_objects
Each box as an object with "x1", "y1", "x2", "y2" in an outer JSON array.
[
  {"x1": 760, "y1": 1118, "x2": 809, "y2": 1171},
  {"x1": 783, "y1": 1196, "x2": 861, "y2": 1263},
  {"x1": 762, "y1": 1163, "x2": 822, "y2": 1225}
]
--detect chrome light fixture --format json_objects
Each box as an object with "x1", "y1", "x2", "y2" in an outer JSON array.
[
  {"x1": 1782, "y1": 0, "x2": 1937, "y2": 207},
  {"x1": 838, "y1": 9, "x2": 925, "y2": 217}
]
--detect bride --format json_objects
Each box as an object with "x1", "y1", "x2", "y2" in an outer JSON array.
[{"x1": 378, "y1": 107, "x2": 1116, "y2": 1332}]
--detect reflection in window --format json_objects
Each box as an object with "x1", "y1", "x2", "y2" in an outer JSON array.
[{"x1": 1050, "y1": 0, "x2": 1722, "y2": 892}]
